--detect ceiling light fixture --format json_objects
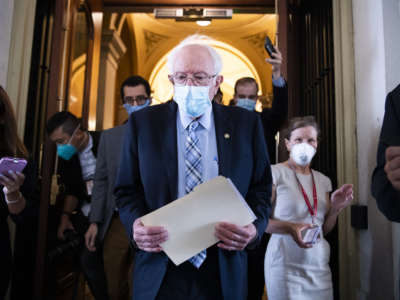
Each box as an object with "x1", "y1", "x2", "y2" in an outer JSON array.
[
  {"x1": 196, "y1": 20, "x2": 211, "y2": 27},
  {"x1": 154, "y1": 8, "x2": 232, "y2": 22}
]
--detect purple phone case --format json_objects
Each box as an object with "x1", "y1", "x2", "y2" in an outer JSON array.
[{"x1": 0, "y1": 157, "x2": 27, "y2": 175}]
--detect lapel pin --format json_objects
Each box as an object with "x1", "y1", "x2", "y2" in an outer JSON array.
[{"x1": 224, "y1": 133, "x2": 230, "y2": 139}]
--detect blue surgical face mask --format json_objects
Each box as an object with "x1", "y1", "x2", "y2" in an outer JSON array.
[
  {"x1": 236, "y1": 98, "x2": 256, "y2": 111},
  {"x1": 57, "y1": 144, "x2": 78, "y2": 160},
  {"x1": 173, "y1": 85, "x2": 211, "y2": 118},
  {"x1": 56, "y1": 126, "x2": 79, "y2": 160},
  {"x1": 123, "y1": 99, "x2": 150, "y2": 115}
]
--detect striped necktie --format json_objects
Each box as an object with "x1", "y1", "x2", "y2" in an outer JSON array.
[{"x1": 185, "y1": 120, "x2": 207, "y2": 268}]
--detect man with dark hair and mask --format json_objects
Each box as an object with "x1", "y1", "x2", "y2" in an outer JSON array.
[
  {"x1": 233, "y1": 47, "x2": 288, "y2": 165},
  {"x1": 232, "y1": 48, "x2": 288, "y2": 300},
  {"x1": 46, "y1": 111, "x2": 109, "y2": 300},
  {"x1": 85, "y1": 75, "x2": 152, "y2": 300},
  {"x1": 114, "y1": 34, "x2": 272, "y2": 300}
]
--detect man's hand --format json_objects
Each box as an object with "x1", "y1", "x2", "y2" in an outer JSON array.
[
  {"x1": 385, "y1": 146, "x2": 400, "y2": 190},
  {"x1": 57, "y1": 214, "x2": 75, "y2": 240},
  {"x1": 133, "y1": 219, "x2": 168, "y2": 252},
  {"x1": 266, "y1": 47, "x2": 283, "y2": 79},
  {"x1": 215, "y1": 222, "x2": 257, "y2": 251},
  {"x1": 85, "y1": 223, "x2": 98, "y2": 252}
]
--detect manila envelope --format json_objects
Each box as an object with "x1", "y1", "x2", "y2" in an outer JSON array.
[{"x1": 141, "y1": 176, "x2": 256, "y2": 266}]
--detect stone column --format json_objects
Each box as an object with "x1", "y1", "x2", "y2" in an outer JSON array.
[
  {"x1": 0, "y1": 0, "x2": 14, "y2": 88},
  {"x1": 96, "y1": 29, "x2": 126, "y2": 130},
  {"x1": 0, "y1": 0, "x2": 36, "y2": 137}
]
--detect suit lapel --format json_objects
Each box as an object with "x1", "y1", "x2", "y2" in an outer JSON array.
[
  {"x1": 213, "y1": 102, "x2": 233, "y2": 178},
  {"x1": 160, "y1": 101, "x2": 178, "y2": 201}
]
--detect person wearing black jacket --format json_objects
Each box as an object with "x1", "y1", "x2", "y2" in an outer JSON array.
[
  {"x1": 0, "y1": 86, "x2": 38, "y2": 299},
  {"x1": 372, "y1": 84, "x2": 400, "y2": 221},
  {"x1": 232, "y1": 48, "x2": 288, "y2": 300},
  {"x1": 46, "y1": 111, "x2": 109, "y2": 300}
]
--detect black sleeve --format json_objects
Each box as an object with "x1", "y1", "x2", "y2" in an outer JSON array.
[
  {"x1": 261, "y1": 84, "x2": 288, "y2": 163},
  {"x1": 57, "y1": 156, "x2": 85, "y2": 206},
  {"x1": 261, "y1": 83, "x2": 288, "y2": 137},
  {"x1": 371, "y1": 87, "x2": 400, "y2": 222},
  {"x1": 246, "y1": 115, "x2": 272, "y2": 248}
]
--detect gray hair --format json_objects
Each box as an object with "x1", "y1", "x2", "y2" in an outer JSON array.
[{"x1": 167, "y1": 34, "x2": 223, "y2": 75}]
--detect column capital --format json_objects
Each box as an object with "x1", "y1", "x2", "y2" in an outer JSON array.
[{"x1": 101, "y1": 29, "x2": 127, "y2": 69}]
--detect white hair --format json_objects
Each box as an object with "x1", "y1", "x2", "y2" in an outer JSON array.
[{"x1": 167, "y1": 34, "x2": 223, "y2": 75}]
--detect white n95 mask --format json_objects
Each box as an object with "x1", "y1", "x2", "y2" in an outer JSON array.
[
  {"x1": 173, "y1": 85, "x2": 211, "y2": 118},
  {"x1": 290, "y1": 142, "x2": 316, "y2": 166}
]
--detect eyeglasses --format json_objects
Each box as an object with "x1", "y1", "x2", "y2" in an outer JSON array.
[
  {"x1": 123, "y1": 95, "x2": 148, "y2": 106},
  {"x1": 172, "y1": 72, "x2": 217, "y2": 86},
  {"x1": 236, "y1": 94, "x2": 258, "y2": 100}
]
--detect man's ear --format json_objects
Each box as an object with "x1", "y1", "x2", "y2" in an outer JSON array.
[
  {"x1": 168, "y1": 75, "x2": 174, "y2": 85},
  {"x1": 75, "y1": 128, "x2": 85, "y2": 139},
  {"x1": 284, "y1": 138, "x2": 291, "y2": 152},
  {"x1": 215, "y1": 75, "x2": 223, "y2": 87}
]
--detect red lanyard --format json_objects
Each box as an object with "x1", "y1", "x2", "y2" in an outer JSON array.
[{"x1": 291, "y1": 167, "x2": 318, "y2": 223}]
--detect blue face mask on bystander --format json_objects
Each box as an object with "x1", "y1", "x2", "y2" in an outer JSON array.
[
  {"x1": 173, "y1": 85, "x2": 211, "y2": 118},
  {"x1": 57, "y1": 144, "x2": 78, "y2": 160},
  {"x1": 123, "y1": 99, "x2": 151, "y2": 115},
  {"x1": 56, "y1": 126, "x2": 80, "y2": 160},
  {"x1": 236, "y1": 98, "x2": 256, "y2": 111}
]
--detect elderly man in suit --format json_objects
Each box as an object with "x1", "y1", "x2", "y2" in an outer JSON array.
[
  {"x1": 85, "y1": 76, "x2": 152, "y2": 300},
  {"x1": 114, "y1": 34, "x2": 272, "y2": 300}
]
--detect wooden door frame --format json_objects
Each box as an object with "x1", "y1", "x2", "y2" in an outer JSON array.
[
  {"x1": 34, "y1": 0, "x2": 68, "y2": 298},
  {"x1": 33, "y1": 0, "x2": 95, "y2": 298},
  {"x1": 332, "y1": 0, "x2": 359, "y2": 299}
]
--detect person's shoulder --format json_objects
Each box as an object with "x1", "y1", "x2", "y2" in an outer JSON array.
[
  {"x1": 271, "y1": 163, "x2": 287, "y2": 181},
  {"x1": 89, "y1": 130, "x2": 102, "y2": 139},
  {"x1": 388, "y1": 84, "x2": 400, "y2": 104},
  {"x1": 390, "y1": 83, "x2": 400, "y2": 96},
  {"x1": 102, "y1": 124, "x2": 126, "y2": 136},
  {"x1": 215, "y1": 103, "x2": 260, "y2": 120},
  {"x1": 131, "y1": 102, "x2": 174, "y2": 122},
  {"x1": 139, "y1": 101, "x2": 172, "y2": 114},
  {"x1": 312, "y1": 169, "x2": 332, "y2": 185}
]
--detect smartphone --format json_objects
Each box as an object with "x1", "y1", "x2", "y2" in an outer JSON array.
[
  {"x1": 301, "y1": 226, "x2": 321, "y2": 245},
  {"x1": 0, "y1": 157, "x2": 27, "y2": 176},
  {"x1": 264, "y1": 36, "x2": 277, "y2": 58}
]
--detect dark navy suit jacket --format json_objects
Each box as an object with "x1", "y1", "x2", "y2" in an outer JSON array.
[
  {"x1": 114, "y1": 101, "x2": 272, "y2": 300},
  {"x1": 372, "y1": 84, "x2": 400, "y2": 221}
]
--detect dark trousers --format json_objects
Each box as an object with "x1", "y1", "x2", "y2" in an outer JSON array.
[
  {"x1": 0, "y1": 221, "x2": 12, "y2": 300},
  {"x1": 68, "y1": 211, "x2": 110, "y2": 300},
  {"x1": 80, "y1": 242, "x2": 110, "y2": 300},
  {"x1": 156, "y1": 245, "x2": 222, "y2": 300},
  {"x1": 247, "y1": 233, "x2": 268, "y2": 300}
]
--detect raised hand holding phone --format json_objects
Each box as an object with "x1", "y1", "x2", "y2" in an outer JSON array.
[
  {"x1": 264, "y1": 36, "x2": 283, "y2": 79},
  {"x1": 264, "y1": 36, "x2": 277, "y2": 58},
  {"x1": 0, "y1": 157, "x2": 27, "y2": 202},
  {"x1": 0, "y1": 157, "x2": 27, "y2": 176}
]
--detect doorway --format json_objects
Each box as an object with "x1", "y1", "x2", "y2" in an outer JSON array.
[{"x1": 24, "y1": 1, "x2": 340, "y2": 299}]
